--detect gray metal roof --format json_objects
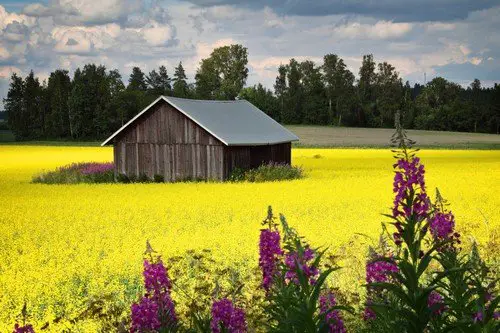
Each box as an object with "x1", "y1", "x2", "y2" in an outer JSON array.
[{"x1": 102, "y1": 96, "x2": 299, "y2": 146}]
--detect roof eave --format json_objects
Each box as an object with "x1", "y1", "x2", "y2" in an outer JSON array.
[{"x1": 226, "y1": 138, "x2": 299, "y2": 146}]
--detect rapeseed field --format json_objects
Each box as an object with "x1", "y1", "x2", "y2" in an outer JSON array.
[{"x1": 0, "y1": 146, "x2": 498, "y2": 331}]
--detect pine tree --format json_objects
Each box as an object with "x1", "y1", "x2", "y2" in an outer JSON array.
[
  {"x1": 24, "y1": 70, "x2": 44, "y2": 138},
  {"x1": 173, "y1": 62, "x2": 189, "y2": 98},
  {"x1": 128, "y1": 67, "x2": 148, "y2": 91},
  {"x1": 46, "y1": 70, "x2": 71, "y2": 138},
  {"x1": 3, "y1": 73, "x2": 26, "y2": 139},
  {"x1": 274, "y1": 65, "x2": 287, "y2": 121},
  {"x1": 146, "y1": 66, "x2": 171, "y2": 97},
  {"x1": 285, "y1": 58, "x2": 303, "y2": 124}
]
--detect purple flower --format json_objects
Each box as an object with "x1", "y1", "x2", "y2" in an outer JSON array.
[
  {"x1": 392, "y1": 157, "x2": 429, "y2": 220},
  {"x1": 12, "y1": 324, "x2": 35, "y2": 333},
  {"x1": 80, "y1": 162, "x2": 114, "y2": 175},
  {"x1": 363, "y1": 306, "x2": 376, "y2": 321},
  {"x1": 143, "y1": 260, "x2": 173, "y2": 294},
  {"x1": 430, "y1": 212, "x2": 455, "y2": 240},
  {"x1": 366, "y1": 258, "x2": 399, "y2": 284},
  {"x1": 428, "y1": 291, "x2": 446, "y2": 316},
  {"x1": 284, "y1": 247, "x2": 319, "y2": 285},
  {"x1": 131, "y1": 259, "x2": 177, "y2": 332},
  {"x1": 319, "y1": 291, "x2": 346, "y2": 333},
  {"x1": 473, "y1": 310, "x2": 483, "y2": 323},
  {"x1": 130, "y1": 297, "x2": 161, "y2": 333},
  {"x1": 259, "y1": 229, "x2": 283, "y2": 291},
  {"x1": 210, "y1": 299, "x2": 247, "y2": 333}
]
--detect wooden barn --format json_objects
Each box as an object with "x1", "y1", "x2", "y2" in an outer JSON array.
[{"x1": 101, "y1": 96, "x2": 299, "y2": 181}]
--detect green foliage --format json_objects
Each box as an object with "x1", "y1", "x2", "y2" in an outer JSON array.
[
  {"x1": 238, "y1": 84, "x2": 279, "y2": 120},
  {"x1": 147, "y1": 66, "x2": 172, "y2": 97},
  {"x1": 154, "y1": 174, "x2": 165, "y2": 183},
  {"x1": 195, "y1": 44, "x2": 248, "y2": 100},
  {"x1": 128, "y1": 67, "x2": 148, "y2": 92},
  {"x1": 173, "y1": 62, "x2": 190, "y2": 98},
  {"x1": 263, "y1": 213, "x2": 353, "y2": 333},
  {"x1": 229, "y1": 163, "x2": 303, "y2": 182}
]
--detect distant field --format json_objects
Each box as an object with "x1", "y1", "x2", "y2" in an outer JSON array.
[
  {"x1": 1, "y1": 127, "x2": 499, "y2": 148},
  {"x1": 287, "y1": 126, "x2": 500, "y2": 149}
]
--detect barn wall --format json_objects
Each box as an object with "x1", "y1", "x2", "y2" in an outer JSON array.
[
  {"x1": 113, "y1": 101, "x2": 224, "y2": 181},
  {"x1": 223, "y1": 142, "x2": 292, "y2": 179}
]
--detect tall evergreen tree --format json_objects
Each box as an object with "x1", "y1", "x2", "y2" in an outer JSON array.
[
  {"x1": 128, "y1": 67, "x2": 148, "y2": 91},
  {"x1": 46, "y1": 70, "x2": 71, "y2": 138},
  {"x1": 3, "y1": 73, "x2": 26, "y2": 139},
  {"x1": 274, "y1": 64, "x2": 287, "y2": 121},
  {"x1": 358, "y1": 54, "x2": 376, "y2": 126},
  {"x1": 146, "y1": 65, "x2": 171, "y2": 96},
  {"x1": 173, "y1": 62, "x2": 189, "y2": 98},
  {"x1": 284, "y1": 58, "x2": 303, "y2": 124},
  {"x1": 23, "y1": 70, "x2": 44, "y2": 138},
  {"x1": 68, "y1": 64, "x2": 111, "y2": 138}
]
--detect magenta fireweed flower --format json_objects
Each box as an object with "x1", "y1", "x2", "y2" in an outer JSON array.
[
  {"x1": 473, "y1": 310, "x2": 483, "y2": 323},
  {"x1": 143, "y1": 259, "x2": 177, "y2": 323},
  {"x1": 131, "y1": 259, "x2": 177, "y2": 331},
  {"x1": 80, "y1": 162, "x2": 114, "y2": 175},
  {"x1": 320, "y1": 291, "x2": 346, "y2": 333},
  {"x1": 430, "y1": 211, "x2": 455, "y2": 240},
  {"x1": 363, "y1": 306, "x2": 376, "y2": 321},
  {"x1": 210, "y1": 298, "x2": 247, "y2": 333},
  {"x1": 130, "y1": 297, "x2": 161, "y2": 332},
  {"x1": 366, "y1": 258, "x2": 399, "y2": 284},
  {"x1": 284, "y1": 247, "x2": 319, "y2": 285},
  {"x1": 428, "y1": 291, "x2": 446, "y2": 315},
  {"x1": 392, "y1": 157, "x2": 429, "y2": 220},
  {"x1": 259, "y1": 229, "x2": 283, "y2": 290},
  {"x1": 12, "y1": 324, "x2": 35, "y2": 333},
  {"x1": 143, "y1": 260, "x2": 173, "y2": 294}
]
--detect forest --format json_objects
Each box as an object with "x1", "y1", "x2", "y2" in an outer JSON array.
[{"x1": 2, "y1": 43, "x2": 500, "y2": 141}]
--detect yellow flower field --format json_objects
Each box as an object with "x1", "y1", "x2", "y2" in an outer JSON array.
[{"x1": 0, "y1": 146, "x2": 499, "y2": 331}]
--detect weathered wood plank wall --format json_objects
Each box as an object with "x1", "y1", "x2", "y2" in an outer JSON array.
[
  {"x1": 113, "y1": 101, "x2": 224, "y2": 181},
  {"x1": 223, "y1": 142, "x2": 291, "y2": 179}
]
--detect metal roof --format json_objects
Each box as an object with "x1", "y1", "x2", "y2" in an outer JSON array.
[{"x1": 101, "y1": 96, "x2": 299, "y2": 146}]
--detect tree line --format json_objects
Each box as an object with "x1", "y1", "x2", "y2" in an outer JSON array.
[{"x1": 3, "y1": 44, "x2": 500, "y2": 140}]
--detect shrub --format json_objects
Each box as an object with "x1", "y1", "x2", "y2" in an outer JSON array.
[
  {"x1": 32, "y1": 162, "x2": 114, "y2": 184},
  {"x1": 229, "y1": 163, "x2": 303, "y2": 182},
  {"x1": 153, "y1": 174, "x2": 165, "y2": 183}
]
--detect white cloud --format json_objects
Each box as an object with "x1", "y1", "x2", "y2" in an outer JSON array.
[
  {"x1": 0, "y1": 65, "x2": 22, "y2": 78},
  {"x1": 333, "y1": 20, "x2": 413, "y2": 39},
  {"x1": 141, "y1": 23, "x2": 173, "y2": 46},
  {"x1": 22, "y1": 0, "x2": 144, "y2": 26}
]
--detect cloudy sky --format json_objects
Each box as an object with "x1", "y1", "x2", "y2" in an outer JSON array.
[{"x1": 0, "y1": 0, "x2": 499, "y2": 107}]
